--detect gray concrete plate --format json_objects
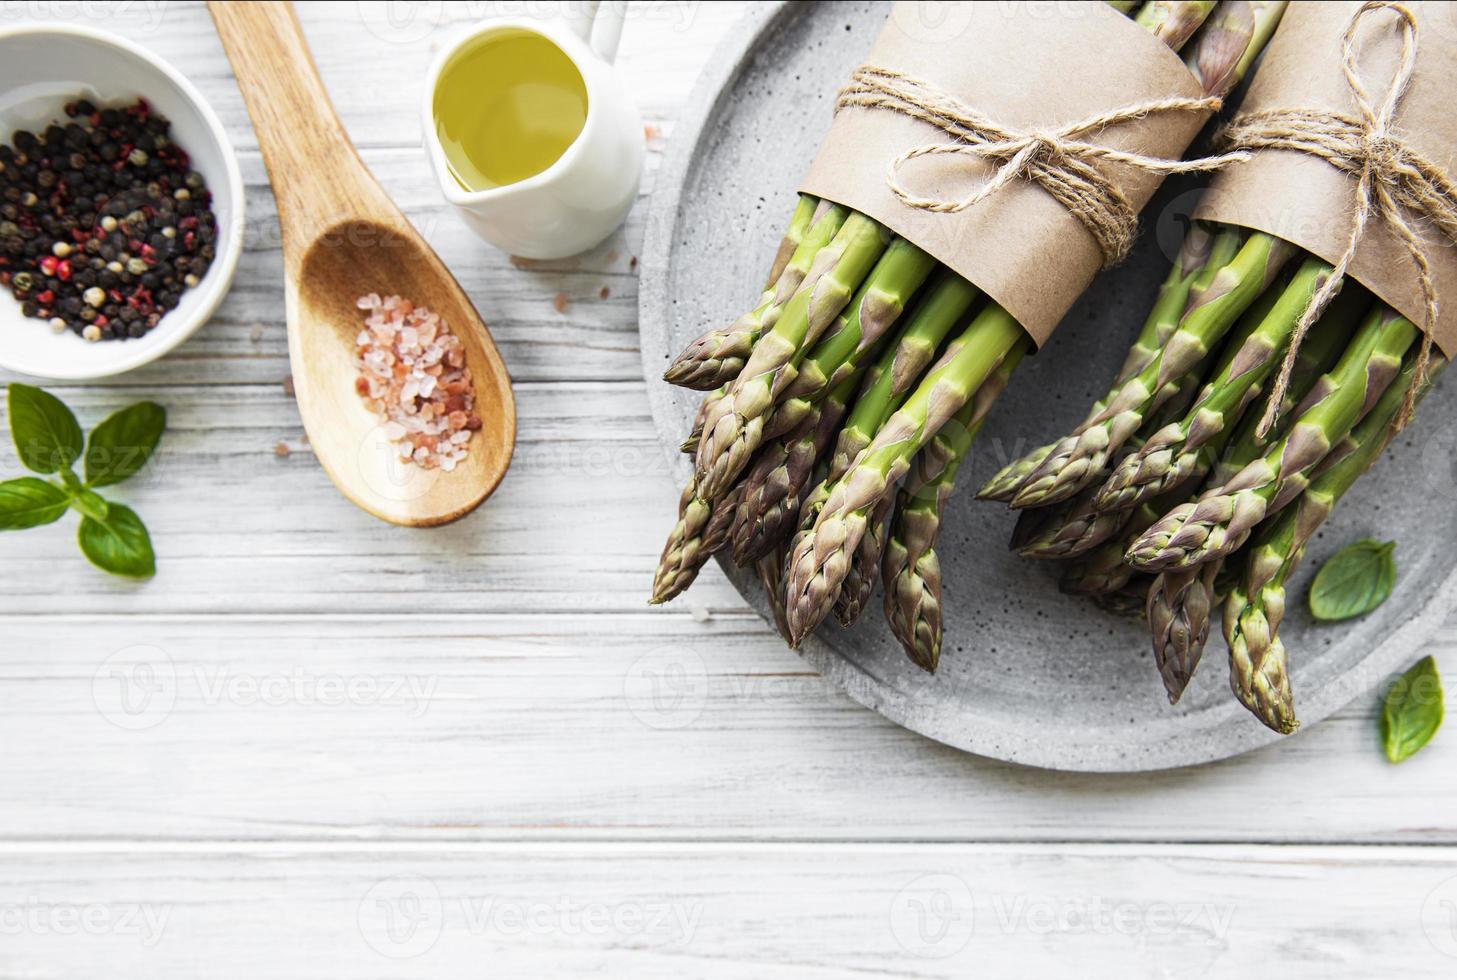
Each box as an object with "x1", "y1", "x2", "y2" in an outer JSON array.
[{"x1": 638, "y1": 1, "x2": 1457, "y2": 771}]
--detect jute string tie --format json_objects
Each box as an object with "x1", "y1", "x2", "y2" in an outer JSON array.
[
  {"x1": 834, "y1": 64, "x2": 1248, "y2": 268},
  {"x1": 1219, "y1": 1, "x2": 1457, "y2": 434}
]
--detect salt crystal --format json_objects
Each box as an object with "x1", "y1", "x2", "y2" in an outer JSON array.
[{"x1": 353, "y1": 294, "x2": 484, "y2": 471}]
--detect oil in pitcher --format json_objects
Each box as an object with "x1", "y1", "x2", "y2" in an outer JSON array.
[{"x1": 432, "y1": 29, "x2": 589, "y2": 191}]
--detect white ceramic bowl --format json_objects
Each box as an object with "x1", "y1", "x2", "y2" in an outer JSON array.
[{"x1": 0, "y1": 23, "x2": 244, "y2": 380}]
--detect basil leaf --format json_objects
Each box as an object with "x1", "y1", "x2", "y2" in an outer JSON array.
[
  {"x1": 76, "y1": 502, "x2": 155, "y2": 578},
  {"x1": 0, "y1": 477, "x2": 70, "y2": 530},
  {"x1": 1382, "y1": 656, "x2": 1443, "y2": 763},
  {"x1": 85, "y1": 401, "x2": 166, "y2": 487},
  {"x1": 7, "y1": 384, "x2": 83, "y2": 474},
  {"x1": 1309, "y1": 539, "x2": 1396, "y2": 621}
]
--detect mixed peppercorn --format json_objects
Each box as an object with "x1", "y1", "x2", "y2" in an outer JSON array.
[{"x1": 0, "y1": 98, "x2": 217, "y2": 342}]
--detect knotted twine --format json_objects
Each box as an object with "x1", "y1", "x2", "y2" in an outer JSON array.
[
  {"x1": 834, "y1": 65, "x2": 1251, "y2": 269},
  {"x1": 1218, "y1": 1, "x2": 1457, "y2": 434}
]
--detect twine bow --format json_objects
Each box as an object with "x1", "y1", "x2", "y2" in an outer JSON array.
[
  {"x1": 835, "y1": 65, "x2": 1249, "y2": 267},
  {"x1": 1219, "y1": 1, "x2": 1457, "y2": 434}
]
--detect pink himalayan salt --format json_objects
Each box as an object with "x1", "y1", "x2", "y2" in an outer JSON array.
[{"x1": 354, "y1": 293, "x2": 482, "y2": 472}]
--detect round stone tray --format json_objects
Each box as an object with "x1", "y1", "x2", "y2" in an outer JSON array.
[{"x1": 638, "y1": 1, "x2": 1457, "y2": 771}]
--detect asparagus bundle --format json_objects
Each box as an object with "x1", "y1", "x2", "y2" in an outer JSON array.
[
  {"x1": 981, "y1": 204, "x2": 1441, "y2": 733},
  {"x1": 652, "y1": 1, "x2": 1288, "y2": 673}
]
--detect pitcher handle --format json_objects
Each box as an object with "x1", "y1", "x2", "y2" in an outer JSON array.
[{"x1": 565, "y1": 0, "x2": 625, "y2": 64}]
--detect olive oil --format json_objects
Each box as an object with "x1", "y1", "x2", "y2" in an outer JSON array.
[{"x1": 433, "y1": 29, "x2": 589, "y2": 191}]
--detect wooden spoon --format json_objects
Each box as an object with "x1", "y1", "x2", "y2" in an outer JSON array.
[{"x1": 208, "y1": 0, "x2": 515, "y2": 526}]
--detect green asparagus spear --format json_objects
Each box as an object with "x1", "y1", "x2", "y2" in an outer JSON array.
[
  {"x1": 731, "y1": 371, "x2": 858, "y2": 565},
  {"x1": 763, "y1": 194, "x2": 820, "y2": 290},
  {"x1": 763, "y1": 237, "x2": 937, "y2": 443},
  {"x1": 650, "y1": 477, "x2": 745, "y2": 605},
  {"x1": 1147, "y1": 561, "x2": 1221, "y2": 702},
  {"x1": 1136, "y1": 1, "x2": 1218, "y2": 51},
  {"x1": 882, "y1": 348, "x2": 1023, "y2": 670},
  {"x1": 681, "y1": 384, "x2": 730, "y2": 455},
  {"x1": 664, "y1": 200, "x2": 848, "y2": 390},
  {"x1": 695, "y1": 213, "x2": 890, "y2": 500}
]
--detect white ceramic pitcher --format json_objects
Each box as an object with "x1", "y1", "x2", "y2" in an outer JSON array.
[{"x1": 421, "y1": 2, "x2": 643, "y2": 260}]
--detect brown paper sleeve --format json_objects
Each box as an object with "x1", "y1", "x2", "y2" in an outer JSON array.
[
  {"x1": 799, "y1": 1, "x2": 1211, "y2": 347},
  {"x1": 1194, "y1": 0, "x2": 1457, "y2": 356}
]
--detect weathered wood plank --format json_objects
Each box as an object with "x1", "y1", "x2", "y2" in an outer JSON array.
[
  {"x1": 0, "y1": 844, "x2": 1452, "y2": 977},
  {"x1": 1, "y1": 614, "x2": 1453, "y2": 843},
  {"x1": 0, "y1": 382, "x2": 742, "y2": 614}
]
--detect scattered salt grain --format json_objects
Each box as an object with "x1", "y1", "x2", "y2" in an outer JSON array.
[{"x1": 353, "y1": 293, "x2": 481, "y2": 471}]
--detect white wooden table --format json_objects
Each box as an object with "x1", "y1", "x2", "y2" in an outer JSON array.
[{"x1": 3, "y1": 2, "x2": 1457, "y2": 976}]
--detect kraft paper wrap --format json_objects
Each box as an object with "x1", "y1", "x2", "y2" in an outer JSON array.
[
  {"x1": 1195, "y1": 0, "x2": 1457, "y2": 355},
  {"x1": 799, "y1": 1, "x2": 1211, "y2": 347}
]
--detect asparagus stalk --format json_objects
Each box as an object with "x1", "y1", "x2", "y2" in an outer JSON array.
[
  {"x1": 785, "y1": 307, "x2": 1029, "y2": 645},
  {"x1": 834, "y1": 494, "x2": 894, "y2": 627},
  {"x1": 1009, "y1": 232, "x2": 1297, "y2": 509},
  {"x1": 681, "y1": 384, "x2": 730, "y2": 455},
  {"x1": 1147, "y1": 561, "x2": 1221, "y2": 702},
  {"x1": 649, "y1": 477, "x2": 745, "y2": 605},
  {"x1": 1129, "y1": 306, "x2": 1419, "y2": 572},
  {"x1": 1225, "y1": 352, "x2": 1444, "y2": 733},
  {"x1": 1059, "y1": 501, "x2": 1164, "y2": 596},
  {"x1": 730, "y1": 371, "x2": 857, "y2": 565},
  {"x1": 664, "y1": 200, "x2": 848, "y2": 390},
  {"x1": 1187, "y1": 1, "x2": 1287, "y2": 99},
  {"x1": 1136, "y1": 1, "x2": 1218, "y2": 51},
  {"x1": 757, "y1": 542, "x2": 794, "y2": 644},
  {"x1": 1094, "y1": 259, "x2": 1364, "y2": 513},
  {"x1": 882, "y1": 349, "x2": 1023, "y2": 670},
  {"x1": 823, "y1": 274, "x2": 983, "y2": 488},
  {"x1": 763, "y1": 237, "x2": 938, "y2": 443},
  {"x1": 695, "y1": 213, "x2": 891, "y2": 499},
  {"x1": 763, "y1": 194, "x2": 820, "y2": 290}
]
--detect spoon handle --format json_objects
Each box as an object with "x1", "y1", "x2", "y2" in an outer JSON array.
[{"x1": 208, "y1": 1, "x2": 376, "y2": 251}]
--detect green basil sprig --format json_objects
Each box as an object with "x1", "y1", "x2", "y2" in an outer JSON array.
[
  {"x1": 1382, "y1": 656, "x2": 1443, "y2": 763},
  {"x1": 1309, "y1": 539, "x2": 1396, "y2": 622},
  {"x1": 1, "y1": 384, "x2": 163, "y2": 578}
]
